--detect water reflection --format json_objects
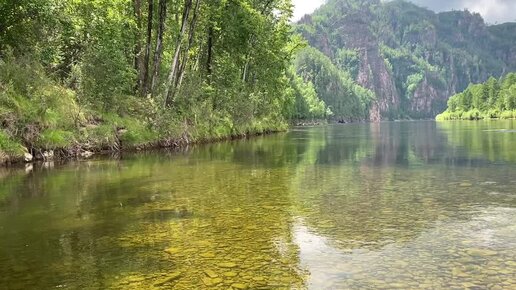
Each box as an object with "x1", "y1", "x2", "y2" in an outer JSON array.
[{"x1": 0, "y1": 121, "x2": 515, "y2": 289}]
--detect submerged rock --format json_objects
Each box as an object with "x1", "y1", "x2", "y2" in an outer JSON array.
[
  {"x1": 153, "y1": 271, "x2": 182, "y2": 286},
  {"x1": 202, "y1": 277, "x2": 222, "y2": 286},
  {"x1": 164, "y1": 247, "x2": 181, "y2": 255},
  {"x1": 465, "y1": 248, "x2": 498, "y2": 257},
  {"x1": 223, "y1": 271, "x2": 238, "y2": 277},
  {"x1": 218, "y1": 262, "x2": 237, "y2": 268},
  {"x1": 204, "y1": 270, "x2": 218, "y2": 278},
  {"x1": 200, "y1": 252, "x2": 216, "y2": 258},
  {"x1": 231, "y1": 283, "x2": 248, "y2": 289}
]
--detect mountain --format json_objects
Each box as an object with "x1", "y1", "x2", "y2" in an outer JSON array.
[{"x1": 294, "y1": 0, "x2": 516, "y2": 121}]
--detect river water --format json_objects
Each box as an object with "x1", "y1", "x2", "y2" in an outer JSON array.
[{"x1": 0, "y1": 121, "x2": 515, "y2": 289}]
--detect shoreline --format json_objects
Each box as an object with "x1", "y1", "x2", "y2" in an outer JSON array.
[
  {"x1": 0, "y1": 128, "x2": 286, "y2": 168},
  {"x1": 7, "y1": 118, "x2": 504, "y2": 168}
]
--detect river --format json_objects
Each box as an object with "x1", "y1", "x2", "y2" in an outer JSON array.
[{"x1": 0, "y1": 121, "x2": 515, "y2": 289}]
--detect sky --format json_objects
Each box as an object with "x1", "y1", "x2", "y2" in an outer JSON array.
[{"x1": 292, "y1": 0, "x2": 516, "y2": 24}]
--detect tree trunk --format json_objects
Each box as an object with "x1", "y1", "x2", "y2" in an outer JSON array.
[
  {"x1": 150, "y1": 0, "x2": 167, "y2": 96},
  {"x1": 133, "y1": 0, "x2": 142, "y2": 91},
  {"x1": 174, "y1": 0, "x2": 201, "y2": 98},
  {"x1": 241, "y1": 1, "x2": 273, "y2": 83},
  {"x1": 141, "y1": 0, "x2": 154, "y2": 96},
  {"x1": 164, "y1": 0, "x2": 193, "y2": 106},
  {"x1": 242, "y1": 59, "x2": 250, "y2": 82},
  {"x1": 206, "y1": 25, "x2": 213, "y2": 80}
]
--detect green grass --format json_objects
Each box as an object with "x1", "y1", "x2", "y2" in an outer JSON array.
[{"x1": 0, "y1": 131, "x2": 25, "y2": 163}]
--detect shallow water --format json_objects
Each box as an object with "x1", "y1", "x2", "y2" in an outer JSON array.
[{"x1": 0, "y1": 121, "x2": 515, "y2": 289}]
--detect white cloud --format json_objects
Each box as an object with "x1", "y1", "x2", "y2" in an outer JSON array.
[
  {"x1": 292, "y1": 0, "x2": 326, "y2": 21},
  {"x1": 398, "y1": 0, "x2": 516, "y2": 23},
  {"x1": 461, "y1": 0, "x2": 516, "y2": 23}
]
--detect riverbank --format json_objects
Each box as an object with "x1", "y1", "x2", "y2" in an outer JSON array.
[
  {"x1": 0, "y1": 55, "x2": 290, "y2": 167},
  {"x1": 436, "y1": 110, "x2": 516, "y2": 121},
  {"x1": 1, "y1": 118, "x2": 405, "y2": 166},
  {"x1": 0, "y1": 122, "x2": 288, "y2": 166}
]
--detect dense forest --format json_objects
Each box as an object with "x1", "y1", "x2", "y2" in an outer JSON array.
[
  {"x1": 295, "y1": 0, "x2": 516, "y2": 120},
  {"x1": 437, "y1": 73, "x2": 516, "y2": 120},
  {"x1": 0, "y1": 0, "x2": 329, "y2": 163}
]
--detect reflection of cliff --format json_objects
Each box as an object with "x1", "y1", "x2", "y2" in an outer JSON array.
[
  {"x1": 288, "y1": 122, "x2": 514, "y2": 253},
  {"x1": 291, "y1": 163, "x2": 449, "y2": 250},
  {"x1": 364, "y1": 121, "x2": 450, "y2": 167},
  {"x1": 315, "y1": 125, "x2": 371, "y2": 165}
]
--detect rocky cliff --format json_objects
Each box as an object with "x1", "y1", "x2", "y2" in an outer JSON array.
[{"x1": 295, "y1": 0, "x2": 516, "y2": 120}]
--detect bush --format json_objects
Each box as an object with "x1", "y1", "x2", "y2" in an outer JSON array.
[
  {"x1": 462, "y1": 109, "x2": 481, "y2": 120},
  {"x1": 119, "y1": 118, "x2": 158, "y2": 147},
  {"x1": 0, "y1": 56, "x2": 83, "y2": 143},
  {"x1": 0, "y1": 131, "x2": 25, "y2": 155},
  {"x1": 500, "y1": 111, "x2": 515, "y2": 119},
  {"x1": 484, "y1": 109, "x2": 501, "y2": 119},
  {"x1": 36, "y1": 129, "x2": 75, "y2": 149}
]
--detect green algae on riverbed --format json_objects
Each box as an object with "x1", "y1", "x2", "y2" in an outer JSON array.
[{"x1": 0, "y1": 121, "x2": 515, "y2": 289}]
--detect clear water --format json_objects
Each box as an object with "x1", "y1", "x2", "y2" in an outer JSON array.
[{"x1": 0, "y1": 121, "x2": 515, "y2": 289}]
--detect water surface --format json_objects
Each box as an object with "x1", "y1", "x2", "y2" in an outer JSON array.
[{"x1": 1, "y1": 121, "x2": 515, "y2": 289}]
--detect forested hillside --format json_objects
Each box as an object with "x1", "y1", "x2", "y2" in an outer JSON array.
[
  {"x1": 295, "y1": 0, "x2": 516, "y2": 120},
  {"x1": 437, "y1": 73, "x2": 516, "y2": 120},
  {"x1": 0, "y1": 0, "x2": 318, "y2": 163}
]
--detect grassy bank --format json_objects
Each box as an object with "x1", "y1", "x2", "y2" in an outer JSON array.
[
  {"x1": 0, "y1": 109, "x2": 288, "y2": 165},
  {"x1": 0, "y1": 58, "x2": 288, "y2": 165}
]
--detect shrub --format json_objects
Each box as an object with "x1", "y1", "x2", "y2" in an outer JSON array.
[
  {"x1": 500, "y1": 111, "x2": 515, "y2": 119},
  {"x1": 0, "y1": 131, "x2": 25, "y2": 155},
  {"x1": 36, "y1": 129, "x2": 75, "y2": 149}
]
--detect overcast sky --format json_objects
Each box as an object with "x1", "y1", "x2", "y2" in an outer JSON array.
[{"x1": 292, "y1": 0, "x2": 516, "y2": 24}]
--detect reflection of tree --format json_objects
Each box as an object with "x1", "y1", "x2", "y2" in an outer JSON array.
[
  {"x1": 0, "y1": 153, "x2": 307, "y2": 289},
  {"x1": 188, "y1": 131, "x2": 313, "y2": 169},
  {"x1": 0, "y1": 161, "x2": 172, "y2": 288},
  {"x1": 437, "y1": 120, "x2": 516, "y2": 163}
]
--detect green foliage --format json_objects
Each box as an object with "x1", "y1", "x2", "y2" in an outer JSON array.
[
  {"x1": 0, "y1": 54, "x2": 83, "y2": 146},
  {"x1": 405, "y1": 73, "x2": 424, "y2": 99},
  {"x1": 285, "y1": 68, "x2": 328, "y2": 120},
  {"x1": 0, "y1": 0, "x2": 306, "y2": 161},
  {"x1": 0, "y1": 131, "x2": 24, "y2": 156},
  {"x1": 36, "y1": 130, "x2": 75, "y2": 149},
  {"x1": 335, "y1": 49, "x2": 361, "y2": 79},
  {"x1": 76, "y1": 0, "x2": 137, "y2": 110},
  {"x1": 293, "y1": 47, "x2": 374, "y2": 121},
  {"x1": 437, "y1": 73, "x2": 516, "y2": 120}
]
